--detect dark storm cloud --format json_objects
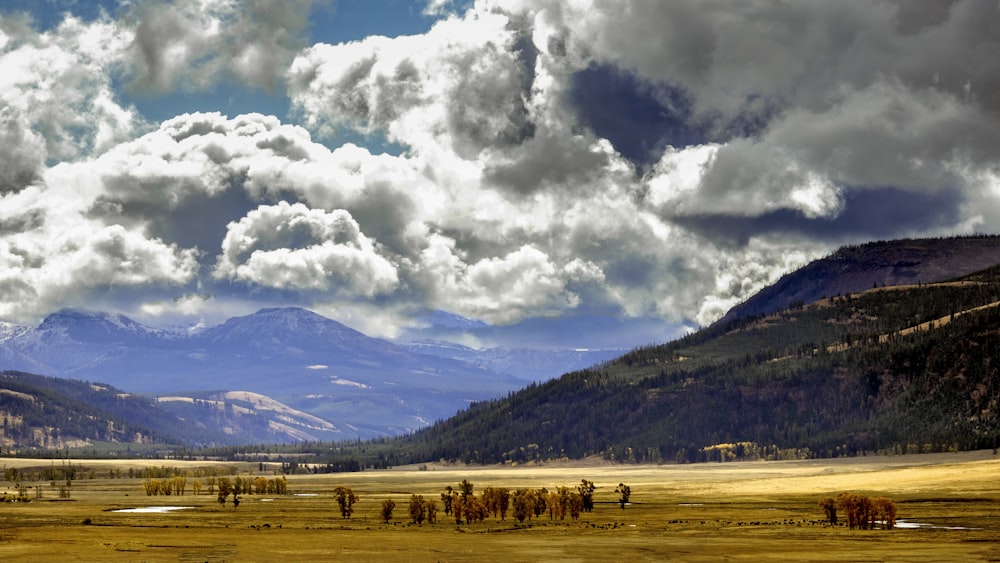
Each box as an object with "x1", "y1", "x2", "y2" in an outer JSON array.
[
  {"x1": 675, "y1": 188, "x2": 966, "y2": 248},
  {"x1": 567, "y1": 64, "x2": 707, "y2": 169},
  {"x1": 0, "y1": 109, "x2": 44, "y2": 194},
  {"x1": 88, "y1": 183, "x2": 261, "y2": 255},
  {"x1": 482, "y1": 131, "x2": 611, "y2": 195}
]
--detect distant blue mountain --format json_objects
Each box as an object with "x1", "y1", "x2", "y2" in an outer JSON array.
[
  {"x1": 0, "y1": 307, "x2": 639, "y2": 439},
  {"x1": 418, "y1": 310, "x2": 491, "y2": 330},
  {"x1": 0, "y1": 307, "x2": 521, "y2": 437}
]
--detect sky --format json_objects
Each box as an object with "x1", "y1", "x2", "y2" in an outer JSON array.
[{"x1": 1, "y1": 0, "x2": 999, "y2": 349}]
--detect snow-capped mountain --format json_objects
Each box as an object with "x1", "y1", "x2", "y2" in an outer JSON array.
[
  {"x1": 0, "y1": 307, "x2": 520, "y2": 437},
  {"x1": 35, "y1": 308, "x2": 179, "y2": 344},
  {"x1": 0, "y1": 307, "x2": 626, "y2": 440}
]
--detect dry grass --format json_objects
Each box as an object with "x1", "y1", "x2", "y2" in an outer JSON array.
[{"x1": 2, "y1": 451, "x2": 999, "y2": 561}]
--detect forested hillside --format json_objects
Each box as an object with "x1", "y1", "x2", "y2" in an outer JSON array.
[
  {"x1": 282, "y1": 262, "x2": 1000, "y2": 468},
  {"x1": 719, "y1": 235, "x2": 1000, "y2": 324},
  {"x1": 0, "y1": 371, "x2": 180, "y2": 451}
]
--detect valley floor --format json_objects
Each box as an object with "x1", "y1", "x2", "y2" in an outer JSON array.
[{"x1": 1, "y1": 451, "x2": 999, "y2": 561}]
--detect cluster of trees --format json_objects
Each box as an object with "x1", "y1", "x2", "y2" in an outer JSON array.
[
  {"x1": 374, "y1": 479, "x2": 615, "y2": 526},
  {"x1": 142, "y1": 476, "x2": 187, "y2": 496},
  {"x1": 141, "y1": 474, "x2": 288, "y2": 500},
  {"x1": 388, "y1": 494, "x2": 437, "y2": 524},
  {"x1": 3, "y1": 462, "x2": 79, "y2": 483},
  {"x1": 818, "y1": 493, "x2": 897, "y2": 530},
  {"x1": 217, "y1": 476, "x2": 289, "y2": 507}
]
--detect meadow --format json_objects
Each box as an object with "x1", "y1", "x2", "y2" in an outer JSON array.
[{"x1": 1, "y1": 451, "x2": 998, "y2": 561}]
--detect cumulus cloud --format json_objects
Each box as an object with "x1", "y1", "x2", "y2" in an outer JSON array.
[
  {"x1": 0, "y1": 185, "x2": 199, "y2": 321},
  {"x1": 125, "y1": 0, "x2": 320, "y2": 92},
  {"x1": 288, "y1": 8, "x2": 538, "y2": 158},
  {"x1": 0, "y1": 12, "x2": 137, "y2": 174},
  {"x1": 215, "y1": 201, "x2": 399, "y2": 296}
]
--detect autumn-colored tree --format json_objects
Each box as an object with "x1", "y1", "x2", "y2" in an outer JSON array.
[
  {"x1": 426, "y1": 499, "x2": 439, "y2": 523},
  {"x1": 545, "y1": 489, "x2": 561, "y2": 520},
  {"x1": 837, "y1": 493, "x2": 875, "y2": 530},
  {"x1": 334, "y1": 486, "x2": 359, "y2": 519},
  {"x1": 254, "y1": 477, "x2": 269, "y2": 494},
  {"x1": 531, "y1": 487, "x2": 548, "y2": 517},
  {"x1": 463, "y1": 495, "x2": 487, "y2": 524},
  {"x1": 567, "y1": 491, "x2": 584, "y2": 520},
  {"x1": 512, "y1": 489, "x2": 532, "y2": 523},
  {"x1": 458, "y1": 479, "x2": 474, "y2": 501},
  {"x1": 873, "y1": 497, "x2": 897, "y2": 530},
  {"x1": 482, "y1": 487, "x2": 510, "y2": 520},
  {"x1": 380, "y1": 499, "x2": 396, "y2": 524},
  {"x1": 142, "y1": 478, "x2": 159, "y2": 496},
  {"x1": 409, "y1": 494, "x2": 427, "y2": 525},
  {"x1": 171, "y1": 476, "x2": 186, "y2": 496},
  {"x1": 557, "y1": 486, "x2": 577, "y2": 520},
  {"x1": 192, "y1": 480, "x2": 203, "y2": 496},
  {"x1": 217, "y1": 477, "x2": 233, "y2": 506}
]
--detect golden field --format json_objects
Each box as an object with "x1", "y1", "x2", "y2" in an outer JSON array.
[{"x1": 1, "y1": 450, "x2": 998, "y2": 562}]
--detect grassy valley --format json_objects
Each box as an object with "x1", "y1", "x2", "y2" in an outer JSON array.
[{"x1": 0, "y1": 453, "x2": 998, "y2": 561}]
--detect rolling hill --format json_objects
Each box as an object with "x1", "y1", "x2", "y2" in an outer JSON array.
[
  {"x1": 0, "y1": 370, "x2": 180, "y2": 451},
  {"x1": 0, "y1": 371, "x2": 358, "y2": 450}
]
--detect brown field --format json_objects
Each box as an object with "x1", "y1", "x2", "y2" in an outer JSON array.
[{"x1": 1, "y1": 451, "x2": 999, "y2": 562}]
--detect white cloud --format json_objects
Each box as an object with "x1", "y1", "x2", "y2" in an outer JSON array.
[
  {"x1": 0, "y1": 187, "x2": 199, "y2": 321},
  {"x1": 0, "y1": 13, "x2": 138, "y2": 171},
  {"x1": 215, "y1": 201, "x2": 399, "y2": 296},
  {"x1": 288, "y1": 8, "x2": 537, "y2": 158},
  {"x1": 125, "y1": 0, "x2": 319, "y2": 92},
  {"x1": 420, "y1": 240, "x2": 581, "y2": 323}
]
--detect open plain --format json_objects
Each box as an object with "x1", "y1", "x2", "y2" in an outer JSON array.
[{"x1": 1, "y1": 451, "x2": 998, "y2": 561}]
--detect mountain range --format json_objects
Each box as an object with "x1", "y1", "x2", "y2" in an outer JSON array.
[{"x1": 0, "y1": 307, "x2": 621, "y2": 443}]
